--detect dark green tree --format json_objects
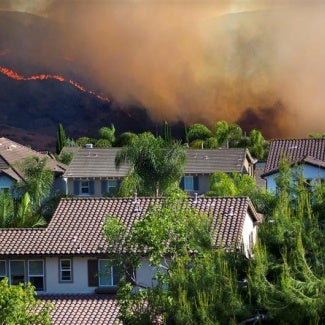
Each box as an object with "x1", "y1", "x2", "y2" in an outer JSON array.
[{"x1": 55, "y1": 123, "x2": 67, "y2": 154}]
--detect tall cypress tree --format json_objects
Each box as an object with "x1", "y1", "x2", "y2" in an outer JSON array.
[{"x1": 56, "y1": 123, "x2": 67, "y2": 154}]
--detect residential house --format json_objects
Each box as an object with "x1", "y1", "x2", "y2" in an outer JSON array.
[
  {"x1": 0, "y1": 196, "x2": 262, "y2": 324},
  {"x1": 262, "y1": 138, "x2": 325, "y2": 192},
  {"x1": 181, "y1": 148, "x2": 256, "y2": 194},
  {"x1": 64, "y1": 147, "x2": 256, "y2": 196},
  {"x1": 0, "y1": 137, "x2": 67, "y2": 193}
]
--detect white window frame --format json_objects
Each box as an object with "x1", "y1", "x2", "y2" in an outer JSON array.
[
  {"x1": 0, "y1": 260, "x2": 6, "y2": 280},
  {"x1": 59, "y1": 258, "x2": 73, "y2": 282},
  {"x1": 80, "y1": 180, "x2": 90, "y2": 195},
  {"x1": 98, "y1": 259, "x2": 120, "y2": 287},
  {"x1": 28, "y1": 260, "x2": 45, "y2": 291},
  {"x1": 184, "y1": 176, "x2": 194, "y2": 191}
]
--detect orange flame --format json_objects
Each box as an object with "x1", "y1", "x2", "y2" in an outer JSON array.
[{"x1": 0, "y1": 66, "x2": 110, "y2": 102}]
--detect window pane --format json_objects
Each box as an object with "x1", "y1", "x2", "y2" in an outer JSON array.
[
  {"x1": 10, "y1": 261, "x2": 24, "y2": 275},
  {"x1": 10, "y1": 261, "x2": 25, "y2": 285},
  {"x1": 29, "y1": 276, "x2": 44, "y2": 291},
  {"x1": 0, "y1": 261, "x2": 5, "y2": 276},
  {"x1": 61, "y1": 260, "x2": 71, "y2": 270},
  {"x1": 60, "y1": 259, "x2": 72, "y2": 281},
  {"x1": 29, "y1": 261, "x2": 43, "y2": 275},
  {"x1": 184, "y1": 176, "x2": 194, "y2": 191},
  {"x1": 108, "y1": 180, "x2": 117, "y2": 188},
  {"x1": 99, "y1": 260, "x2": 112, "y2": 286}
]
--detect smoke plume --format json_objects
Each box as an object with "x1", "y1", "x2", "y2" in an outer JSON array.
[{"x1": 1, "y1": 0, "x2": 325, "y2": 138}]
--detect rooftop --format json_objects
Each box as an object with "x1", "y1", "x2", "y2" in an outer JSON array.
[{"x1": 0, "y1": 196, "x2": 262, "y2": 257}]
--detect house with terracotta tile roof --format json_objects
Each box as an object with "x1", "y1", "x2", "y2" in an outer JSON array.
[
  {"x1": 262, "y1": 138, "x2": 325, "y2": 192},
  {"x1": 0, "y1": 196, "x2": 262, "y2": 324},
  {"x1": 0, "y1": 137, "x2": 67, "y2": 193},
  {"x1": 0, "y1": 196, "x2": 261, "y2": 292},
  {"x1": 63, "y1": 147, "x2": 256, "y2": 196}
]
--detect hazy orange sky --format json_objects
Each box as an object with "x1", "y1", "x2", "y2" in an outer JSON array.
[{"x1": 1, "y1": 0, "x2": 325, "y2": 137}]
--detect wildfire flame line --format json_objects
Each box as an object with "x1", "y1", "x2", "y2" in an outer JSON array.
[{"x1": 0, "y1": 66, "x2": 110, "y2": 102}]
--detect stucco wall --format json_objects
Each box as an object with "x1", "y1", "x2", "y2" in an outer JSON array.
[
  {"x1": 241, "y1": 213, "x2": 257, "y2": 258},
  {"x1": 46, "y1": 257, "x2": 94, "y2": 294}
]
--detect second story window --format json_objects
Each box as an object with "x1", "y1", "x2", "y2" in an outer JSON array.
[
  {"x1": 80, "y1": 181, "x2": 90, "y2": 195},
  {"x1": 9, "y1": 260, "x2": 25, "y2": 285},
  {"x1": 60, "y1": 259, "x2": 72, "y2": 282},
  {"x1": 98, "y1": 259, "x2": 121, "y2": 287},
  {"x1": 184, "y1": 176, "x2": 194, "y2": 191},
  {"x1": 28, "y1": 260, "x2": 44, "y2": 291},
  {"x1": 74, "y1": 180, "x2": 94, "y2": 196},
  {"x1": 107, "y1": 180, "x2": 118, "y2": 193},
  {"x1": 0, "y1": 261, "x2": 6, "y2": 280}
]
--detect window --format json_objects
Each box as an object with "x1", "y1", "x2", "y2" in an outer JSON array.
[
  {"x1": 28, "y1": 260, "x2": 44, "y2": 291},
  {"x1": 0, "y1": 261, "x2": 6, "y2": 280},
  {"x1": 60, "y1": 259, "x2": 72, "y2": 282},
  {"x1": 107, "y1": 180, "x2": 118, "y2": 194},
  {"x1": 98, "y1": 259, "x2": 120, "y2": 287},
  {"x1": 184, "y1": 176, "x2": 194, "y2": 191},
  {"x1": 9, "y1": 261, "x2": 25, "y2": 285},
  {"x1": 80, "y1": 181, "x2": 90, "y2": 195}
]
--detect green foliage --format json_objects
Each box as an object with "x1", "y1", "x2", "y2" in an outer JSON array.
[
  {"x1": 0, "y1": 278, "x2": 53, "y2": 324},
  {"x1": 76, "y1": 136, "x2": 96, "y2": 147},
  {"x1": 55, "y1": 123, "x2": 67, "y2": 155},
  {"x1": 57, "y1": 150, "x2": 73, "y2": 165},
  {"x1": 215, "y1": 120, "x2": 243, "y2": 148},
  {"x1": 14, "y1": 156, "x2": 54, "y2": 211},
  {"x1": 115, "y1": 132, "x2": 186, "y2": 196},
  {"x1": 115, "y1": 132, "x2": 138, "y2": 147},
  {"x1": 0, "y1": 191, "x2": 14, "y2": 227},
  {"x1": 187, "y1": 123, "x2": 213, "y2": 143},
  {"x1": 207, "y1": 172, "x2": 275, "y2": 217},
  {"x1": 104, "y1": 198, "x2": 249, "y2": 324},
  {"x1": 207, "y1": 172, "x2": 237, "y2": 196},
  {"x1": 98, "y1": 124, "x2": 116, "y2": 144},
  {"x1": 248, "y1": 164, "x2": 325, "y2": 324},
  {"x1": 247, "y1": 129, "x2": 266, "y2": 160},
  {"x1": 94, "y1": 138, "x2": 112, "y2": 148},
  {"x1": 0, "y1": 156, "x2": 57, "y2": 228}
]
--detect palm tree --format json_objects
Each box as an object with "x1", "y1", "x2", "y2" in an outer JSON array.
[
  {"x1": 11, "y1": 192, "x2": 46, "y2": 228},
  {"x1": 13, "y1": 156, "x2": 54, "y2": 212},
  {"x1": 115, "y1": 132, "x2": 186, "y2": 197}
]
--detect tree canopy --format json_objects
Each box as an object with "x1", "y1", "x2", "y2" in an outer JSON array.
[{"x1": 0, "y1": 278, "x2": 53, "y2": 324}]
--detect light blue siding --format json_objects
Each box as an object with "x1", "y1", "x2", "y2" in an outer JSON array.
[
  {"x1": 0, "y1": 174, "x2": 15, "y2": 190},
  {"x1": 265, "y1": 164, "x2": 325, "y2": 192}
]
